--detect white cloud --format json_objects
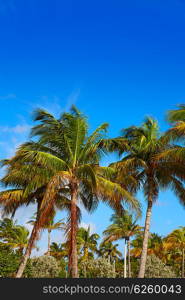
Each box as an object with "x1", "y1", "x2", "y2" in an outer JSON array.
[
  {"x1": 33, "y1": 95, "x2": 63, "y2": 118},
  {"x1": 64, "y1": 89, "x2": 80, "y2": 111},
  {"x1": 0, "y1": 124, "x2": 30, "y2": 134},
  {"x1": 155, "y1": 200, "x2": 168, "y2": 207},
  {"x1": 79, "y1": 221, "x2": 96, "y2": 234},
  {"x1": 32, "y1": 89, "x2": 80, "y2": 118},
  {"x1": 13, "y1": 204, "x2": 37, "y2": 227},
  {"x1": 0, "y1": 122, "x2": 31, "y2": 158}
]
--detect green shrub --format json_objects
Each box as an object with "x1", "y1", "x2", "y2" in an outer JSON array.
[
  {"x1": 29, "y1": 255, "x2": 60, "y2": 278},
  {"x1": 80, "y1": 257, "x2": 116, "y2": 278},
  {"x1": 58, "y1": 258, "x2": 68, "y2": 277},
  {"x1": 145, "y1": 255, "x2": 177, "y2": 278}
]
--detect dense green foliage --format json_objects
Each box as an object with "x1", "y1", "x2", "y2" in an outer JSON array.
[
  {"x1": 144, "y1": 255, "x2": 176, "y2": 278},
  {"x1": 0, "y1": 245, "x2": 31, "y2": 277},
  {"x1": 80, "y1": 257, "x2": 116, "y2": 278},
  {"x1": 28, "y1": 256, "x2": 60, "y2": 278}
]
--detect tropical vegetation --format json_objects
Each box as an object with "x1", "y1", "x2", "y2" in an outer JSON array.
[{"x1": 0, "y1": 104, "x2": 185, "y2": 278}]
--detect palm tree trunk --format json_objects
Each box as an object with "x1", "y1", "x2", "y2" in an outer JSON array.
[
  {"x1": 84, "y1": 247, "x2": 88, "y2": 261},
  {"x1": 127, "y1": 239, "x2": 131, "y2": 277},
  {"x1": 113, "y1": 260, "x2": 116, "y2": 278},
  {"x1": 68, "y1": 183, "x2": 78, "y2": 278},
  {"x1": 124, "y1": 239, "x2": 127, "y2": 278},
  {"x1": 16, "y1": 220, "x2": 40, "y2": 278},
  {"x1": 108, "y1": 254, "x2": 111, "y2": 263},
  {"x1": 18, "y1": 247, "x2": 24, "y2": 256},
  {"x1": 16, "y1": 202, "x2": 41, "y2": 278},
  {"x1": 48, "y1": 229, "x2": 51, "y2": 256},
  {"x1": 83, "y1": 265, "x2": 87, "y2": 278},
  {"x1": 138, "y1": 199, "x2": 153, "y2": 278},
  {"x1": 182, "y1": 248, "x2": 185, "y2": 278}
]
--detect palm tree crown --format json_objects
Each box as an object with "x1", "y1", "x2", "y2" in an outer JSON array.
[
  {"x1": 77, "y1": 226, "x2": 99, "y2": 260},
  {"x1": 0, "y1": 218, "x2": 29, "y2": 254}
]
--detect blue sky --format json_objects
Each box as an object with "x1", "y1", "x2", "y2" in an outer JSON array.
[{"x1": 0, "y1": 0, "x2": 185, "y2": 256}]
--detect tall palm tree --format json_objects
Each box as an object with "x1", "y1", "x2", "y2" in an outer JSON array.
[
  {"x1": 0, "y1": 163, "x2": 79, "y2": 278},
  {"x1": 77, "y1": 226, "x2": 99, "y2": 260},
  {"x1": 98, "y1": 240, "x2": 122, "y2": 262},
  {"x1": 45, "y1": 219, "x2": 66, "y2": 256},
  {"x1": 103, "y1": 212, "x2": 141, "y2": 277},
  {"x1": 112, "y1": 117, "x2": 185, "y2": 277},
  {"x1": 161, "y1": 104, "x2": 185, "y2": 277},
  {"x1": 7, "y1": 106, "x2": 139, "y2": 278},
  {"x1": 165, "y1": 227, "x2": 185, "y2": 278}
]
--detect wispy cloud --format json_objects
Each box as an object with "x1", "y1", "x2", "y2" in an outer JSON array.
[
  {"x1": 79, "y1": 221, "x2": 96, "y2": 234},
  {"x1": 64, "y1": 89, "x2": 80, "y2": 111},
  {"x1": 13, "y1": 204, "x2": 37, "y2": 226},
  {"x1": 155, "y1": 200, "x2": 168, "y2": 207},
  {"x1": 0, "y1": 93, "x2": 16, "y2": 100},
  {"x1": 32, "y1": 89, "x2": 80, "y2": 117},
  {"x1": 0, "y1": 124, "x2": 30, "y2": 134},
  {"x1": 32, "y1": 95, "x2": 63, "y2": 118},
  {"x1": 0, "y1": 122, "x2": 31, "y2": 158}
]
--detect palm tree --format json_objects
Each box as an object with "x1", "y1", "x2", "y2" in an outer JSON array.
[
  {"x1": 98, "y1": 240, "x2": 122, "y2": 262},
  {"x1": 157, "y1": 104, "x2": 185, "y2": 172},
  {"x1": 167, "y1": 104, "x2": 185, "y2": 139},
  {"x1": 0, "y1": 218, "x2": 29, "y2": 254},
  {"x1": 0, "y1": 218, "x2": 16, "y2": 240},
  {"x1": 131, "y1": 232, "x2": 163, "y2": 258},
  {"x1": 50, "y1": 242, "x2": 68, "y2": 260},
  {"x1": 0, "y1": 164, "x2": 79, "y2": 278},
  {"x1": 130, "y1": 233, "x2": 143, "y2": 258},
  {"x1": 46, "y1": 219, "x2": 66, "y2": 256},
  {"x1": 77, "y1": 226, "x2": 99, "y2": 261},
  {"x1": 165, "y1": 227, "x2": 185, "y2": 278},
  {"x1": 111, "y1": 117, "x2": 185, "y2": 277},
  {"x1": 103, "y1": 212, "x2": 141, "y2": 277},
  {"x1": 5, "y1": 226, "x2": 29, "y2": 254},
  {"x1": 6, "y1": 106, "x2": 140, "y2": 278}
]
